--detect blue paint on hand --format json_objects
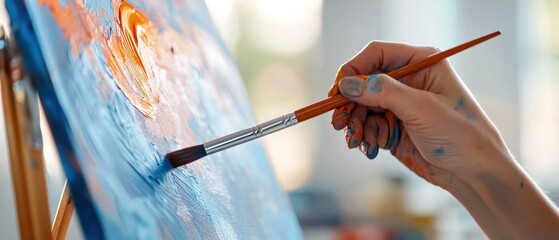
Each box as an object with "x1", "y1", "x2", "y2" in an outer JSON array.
[
  {"x1": 432, "y1": 147, "x2": 445, "y2": 157},
  {"x1": 454, "y1": 97, "x2": 465, "y2": 111},
  {"x1": 393, "y1": 117, "x2": 400, "y2": 148},
  {"x1": 466, "y1": 115, "x2": 477, "y2": 121},
  {"x1": 367, "y1": 75, "x2": 383, "y2": 92},
  {"x1": 368, "y1": 144, "x2": 379, "y2": 159}
]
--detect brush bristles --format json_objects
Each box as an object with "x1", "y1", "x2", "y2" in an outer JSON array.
[{"x1": 165, "y1": 145, "x2": 207, "y2": 168}]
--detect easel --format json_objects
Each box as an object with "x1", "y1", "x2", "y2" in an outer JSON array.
[{"x1": 0, "y1": 26, "x2": 74, "y2": 240}]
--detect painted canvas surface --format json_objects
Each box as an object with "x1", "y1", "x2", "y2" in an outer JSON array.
[{"x1": 7, "y1": 0, "x2": 301, "y2": 239}]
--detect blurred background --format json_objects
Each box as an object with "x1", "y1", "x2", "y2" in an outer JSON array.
[{"x1": 1, "y1": 0, "x2": 558, "y2": 239}]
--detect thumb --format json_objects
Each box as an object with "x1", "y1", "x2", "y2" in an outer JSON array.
[{"x1": 338, "y1": 74, "x2": 422, "y2": 121}]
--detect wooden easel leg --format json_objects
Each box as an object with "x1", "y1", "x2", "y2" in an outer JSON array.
[
  {"x1": 52, "y1": 181, "x2": 74, "y2": 240},
  {"x1": 1, "y1": 27, "x2": 52, "y2": 240}
]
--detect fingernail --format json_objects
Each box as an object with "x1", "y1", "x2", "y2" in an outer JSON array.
[
  {"x1": 339, "y1": 77, "x2": 364, "y2": 97},
  {"x1": 347, "y1": 128, "x2": 360, "y2": 149},
  {"x1": 360, "y1": 142, "x2": 370, "y2": 157},
  {"x1": 368, "y1": 144, "x2": 379, "y2": 159},
  {"x1": 345, "y1": 127, "x2": 353, "y2": 143}
]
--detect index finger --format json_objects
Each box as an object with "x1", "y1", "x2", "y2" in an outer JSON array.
[{"x1": 328, "y1": 41, "x2": 438, "y2": 96}]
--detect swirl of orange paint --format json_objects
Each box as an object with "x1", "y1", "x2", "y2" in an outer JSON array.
[{"x1": 105, "y1": 2, "x2": 160, "y2": 118}]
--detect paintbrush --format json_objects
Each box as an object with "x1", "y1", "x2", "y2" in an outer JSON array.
[{"x1": 166, "y1": 31, "x2": 501, "y2": 168}]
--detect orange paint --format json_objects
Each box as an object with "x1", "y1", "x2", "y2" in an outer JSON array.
[
  {"x1": 38, "y1": 0, "x2": 161, "y2": 118},
  {"x1": 105, "y1": 2, "x2": 160, "y2": 118},
  {"x1": 384, "y1": 111, "x2": 396, "y2": 148},
  {"x1": 38, "y1": 0, "x2": 97, "y2": 54},
  {"x1": 396, "y1": 148, "x2": 431, "y2": 179},
  {"x1": 37, "y1": 0, "x2": 237, "y2": 144}
]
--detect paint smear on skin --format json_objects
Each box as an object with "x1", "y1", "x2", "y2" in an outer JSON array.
[
  {"x1": 328, "y1": 69, "x2": 349, "y2": 97},
  {"x1": 367, "y1": 75, "x2": 383, "y2": 92},
  {"x1": 396, "y1": 149, "x2": 432, "y2": 179},
  {"x1": 330, "y1": 74, "x2": 370, "y2": 130},
  {"x1": 454, "y1": 97, "x2": 476, "y2": 121},
  {"x1": 454, "y1": 97, "x2": 465, "y2": 111},
  {"x1": 345, "y1": 127, "x2": 354, "y2": 144},
  {"x1": 375, "y1": 119, "x2": 388, "y2": 148},
  {"x1": 331, "y1": 104, "x2": 354, "y2": 130},
  {"x1": 367, "y1": 144, "x2": 379, "y2": 159},
  {"x1": 384, "y1": 111, "x2": 397, "y2": 149},
  {"x1": 432, "y1": 147, "x2": 445, "y2": 157}
]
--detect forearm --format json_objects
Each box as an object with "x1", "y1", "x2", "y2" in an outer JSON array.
[{"x1": 448, "y1": 150, "x2": 559, "y2": 239}]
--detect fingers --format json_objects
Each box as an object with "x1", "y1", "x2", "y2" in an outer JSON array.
[
  {"x1": 331, "y1": 103, "x2": 355, "y2": 130},
  {"x1": 329, "y1": 66, "x2": 357, "y2": 97},
  {"x1": 361, "y1": 115, "x2": 383, "y2": 159},
  {"x1": 339, "y1": 74, "x2": 424, "y2": 122},
  {"x1": 343, "y1": 41, "x2": 440, "y2": 78},
  {"x1": 330, "y1": 42, "x2": 441, "y2": 131},
  {"x1": 329, "y1": 42, "x2": 433, "y2": 97},
  {"x1": 357, "y1": 112, "x2": 398, "y2": 160},
  {"x1": 330, "y1": 66, "x2": 357, "y2": 130},
  {"x1": 345, "y1": 105, "x2": 368, "y2": 148}
]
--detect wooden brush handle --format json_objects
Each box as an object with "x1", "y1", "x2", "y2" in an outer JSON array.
[{"x1": 294, "y1": 31, "x2": 501, "y2": 123}]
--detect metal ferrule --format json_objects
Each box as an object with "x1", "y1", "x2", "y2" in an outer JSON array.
[{"x1": 203, "y1": 112, "x2": 299, "y2": 155}]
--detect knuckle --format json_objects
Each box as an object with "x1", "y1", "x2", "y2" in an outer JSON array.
[
  {"x1": 338, "y1": 64, "x2": 352, "y2": 75},
  {"x1": 423, "y1": 46, "x2": 441, "y2": 54},
  {"x1": 366, "y1": 40, "x2": 380, "y2": 49},
  {"x1": 337, "y1": 64, "x2": 357, "y2": 78}
]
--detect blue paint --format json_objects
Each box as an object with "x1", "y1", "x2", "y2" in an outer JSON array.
[
  {"x1": 454, "y1": 97, "x2": 465, "y2": 111},
  {"x1": 366, "y1": 75, "x2": 383, "y2": 92},
  {"x1": 6, "y1": 1, "x2": 105, "y2": 238},
  {"x1": 368, "y1": 144, "x2": 379, "y2": 159},
  {"x1": 432, "y1": 147, "x2": 445, "y2": 157},
  {"x1": 11, "y1": 0, "x2": 302, "y2": 239},
  {"x1": 454, "y1": 97, "x2": 476, "y2": 121},
  {"x1": 392, "y1": 116, "x2": 400, "y2": 148},
  {"x1": 83, "y1": 1, "x2": 116, "y2": 37},
  {"x1": 352, "y1": 139, "x2": 359, "y2": 146},
  {"x1": 366, "y1": 74, "x2": 377, "y2": 84}
]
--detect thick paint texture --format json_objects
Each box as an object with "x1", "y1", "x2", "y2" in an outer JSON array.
[{"x1": 12, "y1": 0, "x2": 301, "y2": 239}]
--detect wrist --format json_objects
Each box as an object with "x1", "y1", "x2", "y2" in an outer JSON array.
[{"x1": 444, "y1": 139, "x2": 517, "y2": 196}]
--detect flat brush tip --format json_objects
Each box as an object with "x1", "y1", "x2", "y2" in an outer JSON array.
[{"x1": 165, "y1": 145, "x2": 207, "y2": 168}]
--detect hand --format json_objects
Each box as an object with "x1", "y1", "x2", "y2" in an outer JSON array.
[
  {"x1": 329, "y1": 41, "x2": 559, "y2": 239},
  {"x1": 329, "y1": 41, "x2": 509, "y2": 190}
]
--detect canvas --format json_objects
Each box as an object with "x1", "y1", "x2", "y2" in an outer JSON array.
[{"x1": 6, "y1": 0, "x2": 301, "y2": 239}]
